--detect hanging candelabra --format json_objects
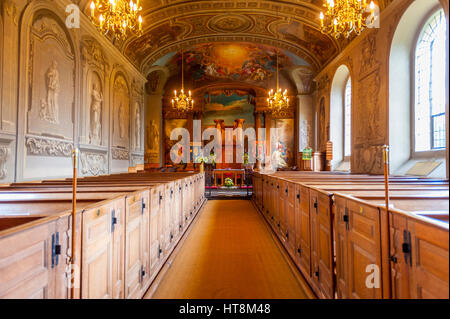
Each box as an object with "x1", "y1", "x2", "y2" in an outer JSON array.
[
  {"x1": 319, "y1": 0, "x2": 376, "y2": 38},
  {"x1": 89, "y1": 0, "x2": 143, "y2": 40},
  {"x1": 267, "y1": 49, "x2": 289, "y2": 113},
  {"x1": 172, "y1": 49, "x2": 194, "y2": 112}
]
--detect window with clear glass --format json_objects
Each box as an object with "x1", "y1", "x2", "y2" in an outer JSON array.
[
  {"x1": 415, "y1": 9, "x2": 446, "y2": 152},
  {"x1": 344, "y1": 77, "x2": 351, "y2": 157}
]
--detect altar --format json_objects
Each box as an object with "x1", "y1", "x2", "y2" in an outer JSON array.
[{"x1": 213, "y1": 169, "x2": 245, "y2": 187}]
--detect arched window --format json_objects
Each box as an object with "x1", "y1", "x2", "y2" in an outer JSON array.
[
  {"x1": 344, "y1": 77, "x2": 351, "y2": 157},
  {"x1": 414, "y1": 9, "x2": 446, "y2": 152}
]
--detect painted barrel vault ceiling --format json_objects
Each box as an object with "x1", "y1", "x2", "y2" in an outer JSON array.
[{"x1": 78, "y1": 0, "x2": 395, "y2": 75}]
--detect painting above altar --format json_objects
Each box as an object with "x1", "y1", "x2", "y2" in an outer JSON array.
[{"x1": 202, "y1": 93, "x2": 255, "y2": 127}]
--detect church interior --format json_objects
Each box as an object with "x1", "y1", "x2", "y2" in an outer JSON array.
[{"x1": 0, "y1": 0, "x2": 449, "y2": 301}]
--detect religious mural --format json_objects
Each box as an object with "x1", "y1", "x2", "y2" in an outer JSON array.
[
  {"x1": 166, "y1": 43, "x2": 296, "y2": 85},
  {"x1": 164, "y1": 119, "x2": 188, "y2": 165},
  {"x1": 202, "y1": 92, "x2": 255, "y2": 128},
  {"x1": 270, "y1": 119, "x2": 295, "y2": 168}
]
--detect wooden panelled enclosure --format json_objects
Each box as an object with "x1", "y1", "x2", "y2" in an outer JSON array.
[
  {"x1": 252, "y1": 171, "x2": 449, "y2": 299},
  {"x1": 0, "y1": 172, "x2": 206, "y2": 299}
]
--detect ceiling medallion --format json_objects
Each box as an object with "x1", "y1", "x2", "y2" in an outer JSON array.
[{"x1": 208, "y1": 14, "x2": 253, "y2": 33}]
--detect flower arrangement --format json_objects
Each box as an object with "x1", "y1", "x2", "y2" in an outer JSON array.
[
  {"x1": 195, "y1": 155, "x2": 208, "y2": 164},
  {"x1": 224, "y1": 177, "x2": 234, "y2": 188},
  {"x1": 209, "y1": 152, "x2": 216, "y2": 165}
]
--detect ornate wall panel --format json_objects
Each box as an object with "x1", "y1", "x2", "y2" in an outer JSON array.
[
  {"x1": 80, "y1": 36, "x2": 109, "y2": 148},
  {"x1": 6, "y1": 2, "x2": 146, "y2": 181},
  {"x1": 27, "y1": 14, "x2": 75, "y2": 141},
  {"x1": 112, "y1": 73, "x2": 130, "y2": 149}
]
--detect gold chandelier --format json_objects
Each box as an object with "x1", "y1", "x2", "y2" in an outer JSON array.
[
  {"x1": 267, "y1": 49, "x2": 289, "y2": 113},
  {"x1": 172, "y1": 49, "x2": 194, "y2": 112},
  {"x1": 319, "y1": 0, "x2": 376, "y2": 38},
  {"x1": 90, "y1": 0, "x2": 143, "y2": 40}
]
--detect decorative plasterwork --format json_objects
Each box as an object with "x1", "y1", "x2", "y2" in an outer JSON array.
[
  {"x1": 207, "y1": 14, "x2": 253, "y2": 33},
  {"x1": 31, "y1": 15, "x2": 72, "y2": 54},
  {"x1": 359, "y1": 32, "x2": 380, "y2": 79},
  {"x1": 112, "y1": 148, "x2": 130, "y2": 160},
  {"x1": 81, "y1": 37, "x2": 110, "y2": 72},
  {"x1": 0, "y1": 146, "x2": 10, "y2": 180},
  {"x1": 80, "y1": 151, "x2": 107, "y2": 176},
  {"x1": 25, "y1": 136, "x2": 73, "y2": 157}
]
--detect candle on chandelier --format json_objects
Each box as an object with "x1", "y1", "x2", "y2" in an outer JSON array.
[
  {"x1": 99, "y1": 14, "x2": 104, "y2": 28},
  {"x1": 90, "y1": 1, "x2": 95, "y2": 17},
  {"x1": 333, "y1": 18, "x2": 337, "y2": 32},
  {"x1": 320, "y1": 12, "x2": 324, "y2": 27},
  {"x1": 370, "y1": 1, "x2": 375, "y2": 16},
  {"x1": 138, "y1": 16, "x2": 142, "y2": 30}
]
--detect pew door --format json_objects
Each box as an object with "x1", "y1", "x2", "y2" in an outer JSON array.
[
  {"x1": 309, "y1": 190, "x2": 319, "y2": 294},
  {"x1": 176, "y1": 181, "x2": 184, "y2": 235},
  {"x1": 316, "y1": 192, "x2": 334, "y2": 299},
  {"x1": 409, "y1": 218, "x2": 449, "y2": 299},
  {"x1": 163, "y1": 184, "x2": 172, "y2": 251},
  {"x1": 82, "y1": 205, "x2": 114, "y2": 299},
  {"x1": 334, "y1": 196, "x2": 349, "y2": 299},
  {"x1": 149, "y1": 187, "x2": 161, "y2": 276},
  {"x1": 124, "y1": 193, "x2": 148, "y2": 299},
  {"x1": 279, "y1": 180, "x2": 288, "y2": 242},
  {"x1": 0, "y1": 219, "x2": 57, "y2": 298},
  {"x1": 296, "y1": 185, "x2": 311, "y2": 278},
  {"x1": 390, "y1": 213, "x2": 449, "y2": 299},
  {"x1": 389, "y1": 212, "x2": 411, "y2": 298},
  {"x1": 111, "y1": 199, "x2": 125, "y2": 299},
  {"x1": 285, "y1": 181, "x2": 296, "y2": 259},
  {"x1": 346, "y1": 200, "x2": 382, "y2": 299}
]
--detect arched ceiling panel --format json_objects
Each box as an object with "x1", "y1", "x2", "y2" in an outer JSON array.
[{"x1": 78, "y1": 0, "x2": 396, "y2": 74}]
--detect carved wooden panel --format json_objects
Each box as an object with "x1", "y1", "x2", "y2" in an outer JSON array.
[
  {"x1": 81, "y1": 205, "x2": 113, "y2": 299},
  {"x1": 0, "y1": 220, "x2": 55, "y2": 298}
]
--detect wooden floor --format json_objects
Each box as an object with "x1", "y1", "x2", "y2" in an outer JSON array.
[{"x1": 146, "y1": 200, "x2": 314, "y2": 299}]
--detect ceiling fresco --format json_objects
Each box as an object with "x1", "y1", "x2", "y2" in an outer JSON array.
[
  {"x1": 161, "y1": 43, "x2": 304, "y2": 85},
  {"x1": 79, "y1": 0, "x2": 396, "y2": 74}
]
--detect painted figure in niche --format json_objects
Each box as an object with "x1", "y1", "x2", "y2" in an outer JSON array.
[
  {"x1": 366, "y1": 74, "x2": 382, "y2": 139},
  {"x1": 146, "y1": 120, "x2": 159, "y2": 151},
  {"x1": 89, "y1": 83, "x2": 103, "y2": 145},
  {"x1": 271, "y1": 138, "x2": 288, "y2": 169},
  {"x1": 318, "y1": 98, "x2": 326, "y2": 148},
  {"x1": 118, "y1": 101, "x2": 127, "y2": 139},
  {"x1": 134, "y1": 102, "x2": 141, "y2": 149},
  {"x1": 41, "y1": 61, "x2": 60, "y2": 123}
]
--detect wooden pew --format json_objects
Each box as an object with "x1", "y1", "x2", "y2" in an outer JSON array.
[
  {"x1": 251, "y1": 170, "x2": 449, "y2": 299},
  {"x1": 0, "y1": 172, "x2": 206, "y2": 299},
  {"x1": 0, "y1": 192, "x2": 127, "y2": 299}
]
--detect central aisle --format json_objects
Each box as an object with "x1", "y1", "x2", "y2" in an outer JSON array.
[{"x1": 147, "y1": 200, "x2": 314, "y2": 299}]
